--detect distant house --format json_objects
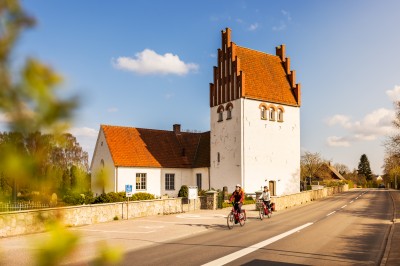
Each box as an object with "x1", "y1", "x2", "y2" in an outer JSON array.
[
  {"x1": 90, "y1": 124, "x2": 210, "y2": 197},
  {"x1": 91, "y1": 28, "x2": 302, "y2": 197},
  {"x1": 315, "y1": 163, "x2": 346, "y2": 181}
]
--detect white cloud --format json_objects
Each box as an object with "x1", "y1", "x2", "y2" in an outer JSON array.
[
  {"x1": 113, "y1": 49, "x2": 199, "y2": 76},
  {"x1": 107, "y1": 107, "x2": 118, "y2": 113},
  {"x1": 386, "y1": 85, "x2": 400, "y2": 102},
  {"x1": 326, "y1": 108, "x2": 395, "y2": 147},
  {"x1": 281, "y1": 10, "x2": 292, "y2": 21},
  {"x1": 327, "y1": 136, "x2": 350, "y2": 147},
  {"x1": 248, "y1": 23, "x2": 259, "y2": 31},
  {"x1": 70, "y1": 127, "x2": 98, "y2": 138},
  {"x1": 272, "y1": 21, "x2": 286, "y2": 31},
  {"x1": 326, "y1": 114, "x2": 352, "y2": 128}
]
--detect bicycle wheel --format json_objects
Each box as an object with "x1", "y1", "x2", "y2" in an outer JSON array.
[
  {"x1": 267, "y1": 210, "x2": 272, "y2": 218},
  {"x1": 239, "y1": 212, "x2": 245, "y2": 226},
  {"x1": 259, "y1": 208, "x2": 264, "y2": 220},
  {"x1": 227, "y1": 212, "x2": 235, "y2": 229}
]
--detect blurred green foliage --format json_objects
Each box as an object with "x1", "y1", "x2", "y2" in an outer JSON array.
[{"x1": 0, "y1": 1, "x2": 121, "y2": 265}]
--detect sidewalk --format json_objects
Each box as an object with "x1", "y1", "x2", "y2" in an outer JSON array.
[{"x1": 384, "y1": 190, "x2": 400, "y2": 265}]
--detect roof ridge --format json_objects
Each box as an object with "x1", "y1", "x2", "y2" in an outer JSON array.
[{"x1": 236, "y1": 45, "x2": 278, "y2": 58}]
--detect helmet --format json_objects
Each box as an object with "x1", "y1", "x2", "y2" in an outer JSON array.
[
  {"x1": 236, "y1": 184, "x2": 241, "y2": 188},
  {"x1": 264, "y1": 186, "x2": 268, "y2": 189}
]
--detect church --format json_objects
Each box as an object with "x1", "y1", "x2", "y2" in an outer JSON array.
[{"x1": 90, "y1": 28, "x2": 301, "y2": 197}]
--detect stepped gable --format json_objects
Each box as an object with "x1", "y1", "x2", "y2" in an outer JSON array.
[{"x1": 210, "y1": 28, "x2": 301, "y2": 107}]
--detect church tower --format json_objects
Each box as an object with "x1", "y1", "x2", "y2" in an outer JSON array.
[{"x1": 209, "y1": 28, "x2": 301, "y2": 196}]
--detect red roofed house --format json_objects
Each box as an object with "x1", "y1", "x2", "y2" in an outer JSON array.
[
  {"x1": 91, "y1": 28, "x2": 301, "y2": 197},
  {"x1": 90, "y1": 124, "x2": 210, "y2": 197}
]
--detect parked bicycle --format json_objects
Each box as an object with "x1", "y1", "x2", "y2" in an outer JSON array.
[
  {"x1": 257, "y1": 200, "x2": 272, "y2": 220},
  {"x1": 227, "y1": 202, "x2": 246, "y2": 229}
]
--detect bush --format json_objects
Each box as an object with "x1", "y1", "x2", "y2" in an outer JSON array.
[
  {"x1": 131, "y1": 192, "x2": 155, "y2": 201},
  {"x1": 63, "y1": 190, "x2": 94, "y2": 205},
  {"x1": 178, "y1": 185, "x2": 188, "y2": 198},
  {"x1": 93, "y1": 191, "x2": 154, "y2": 203}
]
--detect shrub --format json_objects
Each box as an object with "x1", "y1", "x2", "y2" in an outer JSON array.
[
  {"x1": 178, "y1": 185, "x2": 188, "y2": 198},
  {"x1": 130, "y1": 192, "x2": 155, "y2": 201}
]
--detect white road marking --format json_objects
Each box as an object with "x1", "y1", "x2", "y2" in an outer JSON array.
[
  {"x1": 350, "y1": 201, "x2": 354, "y2": 203},
  {"x1": 201, "y1": 223, "x2": 313, "y2": 266},
  {"x1": 71, "y1": 228, "x2": 156, "y2": 234},
  {"x1": 341, "y1": 205, "x2": 347, "y2": 209},
  {"x1": 327, "y1": 211, "x2": 336, "y2": 216},
  {"x1": 139, "y1": 225, "x2": 164, "y2": 229}
]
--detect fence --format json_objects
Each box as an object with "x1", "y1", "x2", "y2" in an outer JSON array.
[{"x1": 0, "y1": 202, "x2": 51, "y2": 212}]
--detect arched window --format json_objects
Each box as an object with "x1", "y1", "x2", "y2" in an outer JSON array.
[
  {"x1": 217, "y1": 105, "x2": 224, "y2": 122},
  {"x1": 269, "y1": 106, "x2": 276, "y2": 121},
  {"x1": 259, "y1": 103, "x2": 268, "y2": 120},
  {"x1": 226, "y1": 102, "x2": 233, "y2": 120},
  {"x1": 277, "y1": 106, "x2": 285, "y2": 122}
]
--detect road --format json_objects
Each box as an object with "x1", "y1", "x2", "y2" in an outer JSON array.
[
  {"x1": 120, "y1": 189, "x2": 393, "y2": 266},
  {"x1": 0, "y1": 189, "x2": 397, "y2": 266}
]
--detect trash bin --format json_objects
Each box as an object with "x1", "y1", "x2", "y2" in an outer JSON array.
[{"x1": 270, "y1": 202, "x2": 275, "y2": 212}]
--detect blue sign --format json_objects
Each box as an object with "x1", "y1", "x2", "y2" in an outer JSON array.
[{"x1": 125, "y1": 184, "x2": 133, "y2": 197}]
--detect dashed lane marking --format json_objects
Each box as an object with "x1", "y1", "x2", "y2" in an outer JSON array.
[
  {"x1": 327, "y1": 211, "x2": 336, "y2": 216},
  {"x1": 341, "y1": 205, "x2": 347, "y2": 209},
  {"x1": 202, "y1": 223, "x2": 313, "y2": 266}
]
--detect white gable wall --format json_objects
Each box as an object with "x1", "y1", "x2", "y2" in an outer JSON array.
[
  {"x1": 90, "y1": 128, "x2": 115, "y2": 196},
  {"x1": 243, "y1": 99, "x2": 300, "y2": 195},
  {"x1": 210, "y1": 98, "x2": 242, "y2": 192},
  {"x1": 210, "y1": 98, "x2": 300, "y2": 195},
  {"x1": 117, "y1": 167, "x2": 161, "y2": 196}
]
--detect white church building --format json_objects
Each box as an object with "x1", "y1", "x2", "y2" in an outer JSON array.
[{"x1": 91, "y1": 28, "x2": 301, "y2": 197}]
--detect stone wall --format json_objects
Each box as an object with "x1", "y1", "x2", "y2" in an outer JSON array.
[
  {"x1": 0, "y1": 197, "x2": 191, "y2": 238},
  {"x1": 272, "y1": 184, "x2": 349, "y2": 211}
]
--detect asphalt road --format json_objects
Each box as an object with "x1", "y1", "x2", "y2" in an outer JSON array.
[
  {"x1": 0, "y1": 189, "x2": 396, "y2": 266},
  {"x1": 121, "y1": 189, "x2": 393, "y2": 266}
]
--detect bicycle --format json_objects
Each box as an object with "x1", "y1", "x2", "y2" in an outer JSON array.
[
  {"x1": 227, "y1": 202, "x2": 246, "y2": 229},
  {"x1": 257, "y1": 200, "x2": 272, "y2": 220}
]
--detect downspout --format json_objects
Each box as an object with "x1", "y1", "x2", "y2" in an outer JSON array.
[
  {"x1": 115, "y1": 166, "x2": 118, "y2": 192},
  {"x1": 241, "y1": 98, "x2": 245, "y2": 188}
]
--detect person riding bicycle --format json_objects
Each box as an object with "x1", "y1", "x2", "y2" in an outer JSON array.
[
  {"x1": 259, "y1": 186, "x2": 271, "y2": 211},
  {"x1": 229, "y1": 184, "x2": 245, "y2": 215}
]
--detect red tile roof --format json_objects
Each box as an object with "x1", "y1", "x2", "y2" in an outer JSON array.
[
  {"x1": 101, "y1": 125, "x2": 210, "y2": 168},
  {"x1": 235, "y1": 46, "x2": 299, "y2": 106}
]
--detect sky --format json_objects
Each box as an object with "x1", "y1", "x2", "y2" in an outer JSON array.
[{"x1": 5, "y1": 0, "x2": 400, "y2": 174}]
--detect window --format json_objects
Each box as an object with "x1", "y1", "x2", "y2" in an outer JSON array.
[
  {"x1": 136, "y1": 173, "x2": 146, "y2": 190},
  {"x1": 196, "y1": 173, "x2": 202, "y2": 190},
  {"x1": 226, "y1": 103, "x2": 233, "y2": 120},
  {"x1": 100, "y1": 159, "x2": 104, "y2": 168},
  {"x1": 217, "y1": 105, "x2": 224, "y2": 122},
  {"x1": 217, "y1": 152, "x2": 220, "y2": 163},
  {"x1": 269, "y1": 107, "x2": 276, "y2": 121},
  {"x1": 227, "y1": 106, "x2": 232, "y2": 120},
  {"x1": 165, "y1": 174, "x2": 175, "y2": 190},
  {"x1": 260, "y1": 107, "x2": 266, "y2": 120},
  {"x1": 278, "y1": 109, "x2": 284, "y2": 122},
  {"x1": 218, "y1": 111, "x2": 223, "y2": 122}
]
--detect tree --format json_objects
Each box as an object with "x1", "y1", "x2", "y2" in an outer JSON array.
[
  {"x1": 358, "y1": 154, "x2": 373, "y2": 181},
  {"x1": 334, "y1": 163, "x2": 350, "y2": 176},
  {"x1": 300, "y1": 152, "x2": 324, "y2": 184}
]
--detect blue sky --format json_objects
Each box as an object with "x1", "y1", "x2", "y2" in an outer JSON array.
[{"x1": 6, "y1": 0, "x2": 400, "y2": 174}]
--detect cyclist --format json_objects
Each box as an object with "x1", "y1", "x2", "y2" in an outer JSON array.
[
  {"x1": 259, "y1": 186, "x2": 271, "y2": 211},
  {"x1": 229, "y1": 184, "x2": 245, "y2": 218}
]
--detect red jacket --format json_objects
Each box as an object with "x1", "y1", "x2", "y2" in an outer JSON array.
[{"x1": 230, "y1": 189, "x2": 245, "y2": 203}]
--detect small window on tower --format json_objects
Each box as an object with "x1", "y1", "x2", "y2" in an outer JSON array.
[
  {"x1": 227, "y1": 107, "x2": 232, "y2": 120},
  {"x1": 278, "y1": 108, "x2": 284, "y2": 122},
  {"x1": 261, "y1": 107, "x2": 267, "y2": 120},
  {"x1": 217, "y1": 105, "x2": 224, "y2": 122},
  {"x1": 269, "y1": 107, "x2": 276, "y2": 121},
  {"x1": 218, "y1": 111, "x2": 223, "y2": 122},
  {"x1": 217, "y1": 152, "x2": 220, "y2": 163}
]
